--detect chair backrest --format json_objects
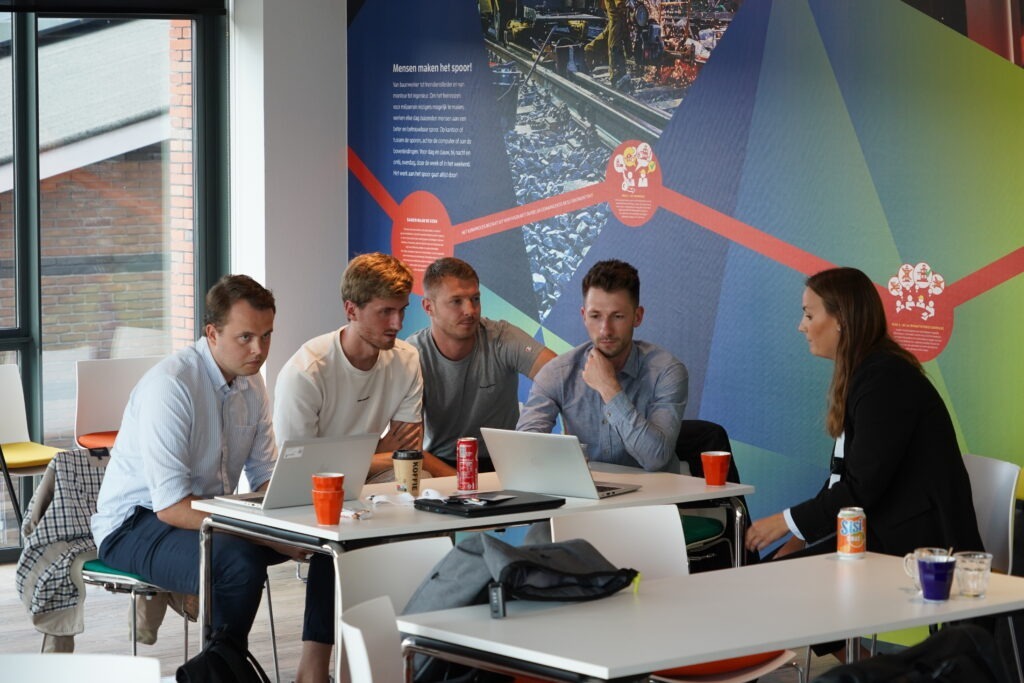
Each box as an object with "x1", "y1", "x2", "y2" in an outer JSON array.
[
  {"x1": 0, "y1": 653, "x2": 160, "y2": 682},
  {"x1": 550, "y1": 504, "x2": 689, "y2": 579},
  {"x1": 963, "y1": 453, "x2": 1020, "y2": 574},
  {"x1": 675, "y1": 419, "x2": 740, "y2": 481},
  {"x1": 0, "y1": 363, "x2": 31, "y2": 443},
  {"x1": 338, "y1": 536, "x2": 453, "y2": 612},
  {"x1": 74, "y1": 356, "x2": 161, "y2": 445},
  {"x1": 340, "y1": 596, "x2": 404, "y2": 683},
  {"x1": 334, "y1": 536, "x2": 452, "y2": 683}
]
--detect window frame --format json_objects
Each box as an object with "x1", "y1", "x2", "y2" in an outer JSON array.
[{"x1": 0, "y1": 3, "x2": 228, "y2": 560}]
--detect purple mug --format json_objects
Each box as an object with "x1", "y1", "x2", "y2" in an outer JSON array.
[{"x1": 918, "y1": 556, "x2": 957, "y2": 602}]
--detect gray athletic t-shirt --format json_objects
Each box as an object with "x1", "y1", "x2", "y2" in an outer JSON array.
[{"x1": 407, "y1": 318, "x2": 544, "y2": 463}]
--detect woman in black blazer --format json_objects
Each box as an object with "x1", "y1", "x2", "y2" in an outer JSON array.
[{"x1": 745, "y1": 267, "x2": 982, "y2": 560}]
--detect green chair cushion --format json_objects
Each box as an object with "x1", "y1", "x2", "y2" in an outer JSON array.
[
  {"x1": 681, "y1": 514, "x2": 725, "y2": 544},
  {"x1": 82, "y1": 558, "x2": 151, "y2": 584}
]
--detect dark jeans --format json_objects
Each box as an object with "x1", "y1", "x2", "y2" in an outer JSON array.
[{"x1": 100, "y1": 506, "x2": 335, "y2": 645}]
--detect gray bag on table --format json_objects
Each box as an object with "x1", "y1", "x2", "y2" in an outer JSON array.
[
  {"x1": 402, "y1": 533, "x2": 638, "y2": 682},
  {"x1": 402, "y1": 532, "x2": 638, "y2": 614}
]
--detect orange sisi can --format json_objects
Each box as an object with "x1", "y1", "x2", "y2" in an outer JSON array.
[{"x1": 837, "y1": 507, "x2": 866, "y2": 559}]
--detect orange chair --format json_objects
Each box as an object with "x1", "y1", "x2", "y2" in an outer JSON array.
[{"x1": 74, "y1": 357, "x2": 161, "y2": 449}]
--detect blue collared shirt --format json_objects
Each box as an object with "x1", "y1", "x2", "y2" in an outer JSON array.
[
  {"x1": 91, "y1": 337, "x2": 277, "y2": 549},
  {"x1": 516, "y1": 340, "x2": 688, "y2": 472}
]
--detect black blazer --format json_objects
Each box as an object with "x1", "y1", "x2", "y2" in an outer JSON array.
[{"x1": 790, "y1": 352, "x2": 983, "y2": 557}]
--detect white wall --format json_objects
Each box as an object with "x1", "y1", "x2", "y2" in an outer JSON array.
[{"x1": 229, "y1": 0, "x2": 348, "y2": 397}]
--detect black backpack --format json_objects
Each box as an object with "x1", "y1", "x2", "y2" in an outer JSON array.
[
  {"x1": 812, "y1": 624, "x2": 1012, "y2": 683},
  {"x1": 176, "y1": 627, "x2": 271, "y2": 683}
]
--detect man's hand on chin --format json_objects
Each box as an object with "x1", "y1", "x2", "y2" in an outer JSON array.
[{"x1": 582, "y1": 349, "x2": 621, "y2": 403}]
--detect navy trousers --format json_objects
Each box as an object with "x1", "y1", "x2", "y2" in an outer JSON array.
[{"x1": 100, "y1": 507, "x2": 335, "y2": 645}]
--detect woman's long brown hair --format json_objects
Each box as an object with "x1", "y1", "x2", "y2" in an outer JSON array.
[{"x1": 806, "y1": 268, "x2": 922, "y2": 437}]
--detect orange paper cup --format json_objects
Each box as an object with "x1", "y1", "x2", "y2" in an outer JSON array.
[
  {"x1": 701, "y1": 451, "x2": 731, "y2": 486},
  {"x1": 312, "y1": 488, "x2": 343, "y2": 525},
  {"x1": 312, "y1": 472, "x2": 345, "y2": 492}
]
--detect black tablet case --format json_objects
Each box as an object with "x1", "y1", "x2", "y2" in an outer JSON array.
[{"x1": 413, "y1": 489, "x2": 565, "y2": 517}]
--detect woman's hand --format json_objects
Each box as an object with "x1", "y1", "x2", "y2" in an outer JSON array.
[{"x1": 745, "y1": 512, "x2": 792, "y2": 553}]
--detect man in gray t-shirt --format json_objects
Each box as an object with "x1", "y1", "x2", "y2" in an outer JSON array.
[{"x1": 407, "y1": 257, "x2": 555, "y2": 469}]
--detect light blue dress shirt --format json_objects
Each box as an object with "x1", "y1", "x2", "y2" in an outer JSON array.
[
  {"x1": 91, "y1": 337, "x2": 277, "y2": 550},
  {"x1": 516, "y1": 340, "x2": 688, "y2": 472}
]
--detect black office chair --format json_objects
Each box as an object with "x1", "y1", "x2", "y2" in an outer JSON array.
[{"x1": 675, "y1": 420, "x2": 758, "y2": 571}]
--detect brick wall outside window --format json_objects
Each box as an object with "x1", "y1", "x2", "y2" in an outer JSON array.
[{"x1": 0, "y1": 18, "x2": 199, "y2": 447}]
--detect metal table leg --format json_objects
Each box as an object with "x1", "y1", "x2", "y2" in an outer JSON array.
[
  {"x1": 196, "y1": 518, "x2": 348, "y2": 683},
  {"x1": 728, "y1": 496, "x2": 748, "y2": 567}
]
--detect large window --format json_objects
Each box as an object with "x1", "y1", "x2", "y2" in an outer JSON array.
[
  {"x1": 0, "y1": 6, "x2": 226, "y2": 556},
  {"x1": 37, "y1": 18, "x2": 193, "y2": 445},
  {"x1": 0, "y1": 13, "x2": 14, "y2": 333}
]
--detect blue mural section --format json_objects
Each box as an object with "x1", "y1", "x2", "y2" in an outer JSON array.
[
  {"x1": 347, "y1": 0, "x2": 516, "y2": 244},
  {"x1": 348, "y1": 0, "x2": 1024, "y2": 532}
]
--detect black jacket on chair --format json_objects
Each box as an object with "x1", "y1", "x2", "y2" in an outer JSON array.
[
  {"x1": 675, "y1": 420, "x2": 760, "y2": 567},
  {"x1": 790, "y1": 352, "x2": 983, "y2": 557},
  {"x1": 675, "y1": 419, "x2": 741, "y2": 483}
]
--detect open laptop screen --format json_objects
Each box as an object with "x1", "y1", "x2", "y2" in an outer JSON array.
[
  {"x1": 481, "y1": 428, "x2": 639, "y2": 500},
  {"x1": 216, "y1": 433, "x2": 378, "y2": 509}
]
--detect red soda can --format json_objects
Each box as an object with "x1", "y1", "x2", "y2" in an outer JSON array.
[
  {"x1": 456, "y1": 437, "x2": 479, "y2": 492},
  {"x1": 837, "y1": 507, "x2": 866, "y2": 559}
]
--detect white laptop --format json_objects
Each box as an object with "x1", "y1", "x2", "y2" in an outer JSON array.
[
  {"x1": 481, "y1": 428, "x2": 640, "y2": 500},
  {"x1": 215, "y1": 433, "x2": 378, "y2": 510}
]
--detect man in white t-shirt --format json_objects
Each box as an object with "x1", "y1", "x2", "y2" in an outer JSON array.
[
  {"x1": 274, "y1": 252, "x2": 455, "y2": 481},
  {"x1": 274, "y1": 252, "x2": 455, "y2": 682}
]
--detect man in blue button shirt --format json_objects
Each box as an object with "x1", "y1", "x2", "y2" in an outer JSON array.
[
  {"x1": 517, "y1": 259, "x2": 688, "y2": 472},
  {"x1": 91, "y1": 275, "x2": 316, "y2": 653}
]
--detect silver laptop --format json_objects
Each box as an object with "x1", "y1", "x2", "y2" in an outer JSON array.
[
  {"x1": 481, "y1": 428, "x2": 640, "y2": 500},
  {"x1": 215, "y1": 433, "x2": 378, "y2": 509}
]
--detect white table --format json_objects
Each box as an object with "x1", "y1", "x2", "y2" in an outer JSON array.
[
  {"x1": 193, "y1": 470, "x2": 752, "y2": 680},
  {"x1": 398, "y1": 552, "x2": 1024, "y2": 681},
  {"x1": 193, "y1": 470, "x2": 751, "y2": 544}
]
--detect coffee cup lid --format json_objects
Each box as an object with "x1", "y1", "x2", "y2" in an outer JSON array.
[{"x1": 393, "y1": 449, "x2": 423, "y2": 460}]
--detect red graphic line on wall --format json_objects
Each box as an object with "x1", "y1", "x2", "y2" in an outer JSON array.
[
  {"x1": 349, "y1": 149, "x2": 399, "y2": 220},
  {"x1": 347, "y1": 146, "x2": 1023, "y2": 309},
  {"x1": 453, "y1": 185, "x2": 606, "y2": 244},
  {"x1": 943, "y1": 246, "x2": 1024, "y2": 308},
  {"x1": 659, "y1": 188, "x2": 835, "y2": 276}
]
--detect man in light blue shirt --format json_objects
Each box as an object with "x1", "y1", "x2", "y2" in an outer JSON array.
[
  {"x1": 91, "y1": 275, "x2": 315, "y2": 652},
  {"x1": 517, "y1": 259, "x2": 688, "y2": 472}
]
